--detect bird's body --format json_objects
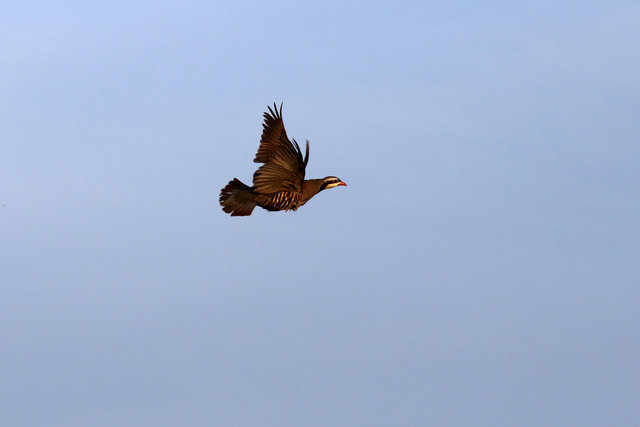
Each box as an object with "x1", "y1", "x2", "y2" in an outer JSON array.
[{"x1": 220, "y1": 104, "x2": 346, "y2": 216}]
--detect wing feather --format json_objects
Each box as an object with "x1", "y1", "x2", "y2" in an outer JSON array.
[
  {"x1": 252, "y1": 104, "x2": 308, "y2": 194},
  {"x1": 253, "y1": 103, "x2": 289, "y2": 164}
]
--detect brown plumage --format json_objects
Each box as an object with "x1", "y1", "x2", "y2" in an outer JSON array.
[{"x1": 220, "y1": 103, "x2": 346, "y2": 216}]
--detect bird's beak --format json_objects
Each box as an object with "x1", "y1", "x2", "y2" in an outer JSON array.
[{"x1": 339, "y1": 181, "x2": 347, "y2": 186}]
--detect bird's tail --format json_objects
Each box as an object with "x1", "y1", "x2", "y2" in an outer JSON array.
[{"x1": 219, "y1": 178, "x2": 257, "y2": 216}]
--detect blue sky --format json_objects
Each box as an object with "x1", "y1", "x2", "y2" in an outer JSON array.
[{"x1": 2, "y1": 1, "x2": 639, "y2": 425}]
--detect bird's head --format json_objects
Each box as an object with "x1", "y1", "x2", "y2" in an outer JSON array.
[{"x1": 320, "y1": 176, "x2": 347, "y2": 191}]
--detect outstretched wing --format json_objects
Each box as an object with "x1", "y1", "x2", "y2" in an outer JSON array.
[{"x1": 252, "y1": 103, "x2": 309, "y2": 194}]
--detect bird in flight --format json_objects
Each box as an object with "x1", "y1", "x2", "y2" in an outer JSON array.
[{"x1": 220, "y1": 103, "x2": 346, "y2": 216}]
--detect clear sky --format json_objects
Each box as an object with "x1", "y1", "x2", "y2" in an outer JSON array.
[{"x1": 2, "y1": 1, "x2": 639, "y2": 426}]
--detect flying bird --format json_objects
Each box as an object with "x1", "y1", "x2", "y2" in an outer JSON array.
[{"x1": 220, "y1": 103, "x2": 346, "y2": 216}]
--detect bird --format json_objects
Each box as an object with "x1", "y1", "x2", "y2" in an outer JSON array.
[{"x1": 220, "y1": 103, "x2": 346, "y2": 216}]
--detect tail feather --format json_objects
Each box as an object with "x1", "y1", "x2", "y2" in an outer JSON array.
[{"x1": 219, "y1": 178, "x2": 257, "y2": 216}]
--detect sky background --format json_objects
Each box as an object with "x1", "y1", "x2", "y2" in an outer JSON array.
[{"x1": 2, "y1": 1, "x2": 639, "y2": 426}]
